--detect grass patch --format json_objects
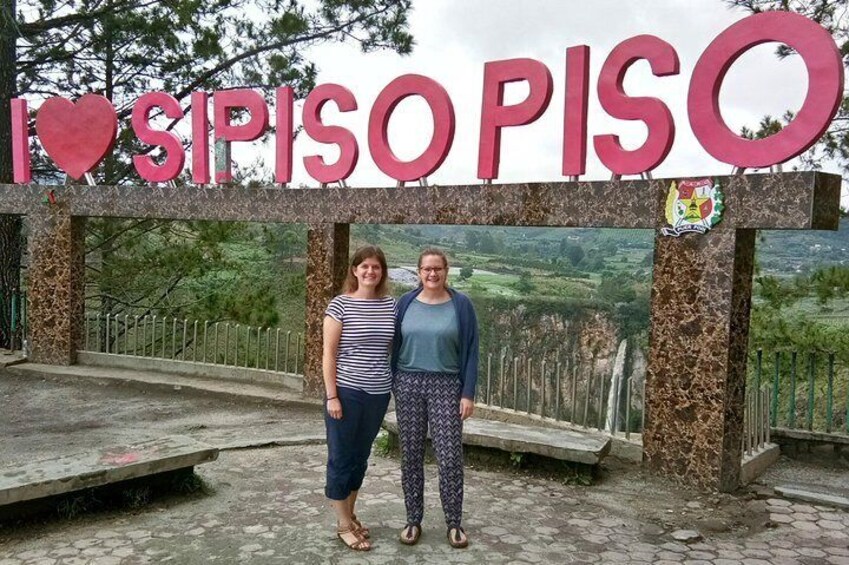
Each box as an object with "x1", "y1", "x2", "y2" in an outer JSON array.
[{"x1": 373, "y1": 431, "x2": 396, "y2": 457}]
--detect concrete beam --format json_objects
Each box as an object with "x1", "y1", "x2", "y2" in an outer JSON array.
[
  {"x1": 384, "y1": 412, "x2": 611, "y2": 465},
  {"x1": 0, "y1": 435, "x2": 217, "y2": 506},
  {"x1": 0, "y1": 172, "x2": 839, "y2": 229}
]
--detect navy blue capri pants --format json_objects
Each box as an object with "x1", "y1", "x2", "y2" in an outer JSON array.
[{"x1": 325, "y1": 386, "x2": 390, "y2": 500}]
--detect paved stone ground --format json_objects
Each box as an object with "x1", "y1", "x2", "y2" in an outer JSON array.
[
  {"x1": 1, "y1": 446, "x2": 849, "y2": 564},
  {"x1": 2, "y1": 369, "x2": 849, "y2": 564}
]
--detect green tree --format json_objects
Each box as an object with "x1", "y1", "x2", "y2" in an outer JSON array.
[
  {"x1": 0, "y1": 0, "x2": 20, "y2": 348},
  {"x1": 478, "y1": 232, "x2": 497, "y2": 254},
  {"x1": 458, "y1": 265, "x2": 473, "y2": 281},
  {"x1": 564, "y1": 243, "x2": 585, "y2": 267},
  {"x1": 1, "y1": 0, "x2": 414, "y2": 346},
  {"x1": 465, "y1": 231, "x2": 480, "y2": 251},
  {"x1": 514, "y1": 271, "x2": 535, "y2": 294},
  {"x1": 597, "y1": 273, "x2": 637, "y2": 304}
]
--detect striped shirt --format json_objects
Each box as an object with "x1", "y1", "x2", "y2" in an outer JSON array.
[{"x1": 325, "y1": 295, "x2": 397, "y2": 394}]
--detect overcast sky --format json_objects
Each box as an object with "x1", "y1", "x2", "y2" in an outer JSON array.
[{"x1": 254, "y1": 0, "x2": 837, "y2": 192}]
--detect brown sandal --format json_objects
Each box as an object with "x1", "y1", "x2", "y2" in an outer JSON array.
[
  {"x1": 337, "y1": 526, "x2": 371, "y2": 551},
  {"x1": 447, "y1": 527, "x2": 468, "y2": 549},
  {"x1": 399, "y1": 523, "x2": 422, "y2": 545},
  {"x1": 351, "y1": 513, "x2": 370, "y2": 538}
]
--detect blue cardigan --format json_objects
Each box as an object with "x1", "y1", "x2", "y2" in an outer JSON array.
[{"x1": 392, "y1": 287, "x2": 480, "y2": 400}]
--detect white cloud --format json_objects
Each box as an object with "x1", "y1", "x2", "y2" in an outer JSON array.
[{"x1": 257, "y1": 0, "x2": 842, "y2": 188}]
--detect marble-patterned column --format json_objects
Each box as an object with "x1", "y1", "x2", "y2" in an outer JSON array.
[
  {"x1": 644, "y1": 228, "x2": 755, "y2": 492},
  {"x1": 27, "y1": 203, "x2": 86, "y2": 365},
  {"x1": 303, "y1": 223, "x2": 349, "y2": 398}
]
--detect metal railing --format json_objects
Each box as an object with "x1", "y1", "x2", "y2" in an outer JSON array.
[
  {"x1": 743, "y1": 385, "x2": 772, "y2": 455},
  {"x1": 1, "y1": 290, "x2": 27, "y2": 352},
  {"x1": 43, "y1": 312, "x2": 849, "y2": 443},
  {"x1": 476, "y1": 349, "x2": 646, "y2": 439},
  {"x1": 83, "y1": 313, "x2": 304, "y2": 374},
  {"x1": 478, "y1": 346, "x2": 778, "y2": 456},
  {"x1": 751, "y1": 349, "x2": 849, "y2": 435}
]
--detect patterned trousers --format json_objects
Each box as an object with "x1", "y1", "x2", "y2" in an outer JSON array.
[{"x1": 394, "y1": 370, "x2": 464, "y2": 529}]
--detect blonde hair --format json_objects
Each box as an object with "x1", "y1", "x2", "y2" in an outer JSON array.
[{"x1": 344, "y1": 245, "x2": 389, "y2": 296}]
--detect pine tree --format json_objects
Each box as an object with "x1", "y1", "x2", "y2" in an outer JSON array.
[{"x1": 0, "y1": 0, "x2": 414, "y2": 348}]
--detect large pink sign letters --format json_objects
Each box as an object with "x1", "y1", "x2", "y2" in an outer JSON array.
[{"x1": 10, "y1": 12, "x2": 843, "y2": 185}]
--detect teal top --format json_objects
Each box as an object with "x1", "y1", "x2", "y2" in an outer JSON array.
[{"x1": 397, "y1": 298, "x2": 460, "y2": 374}]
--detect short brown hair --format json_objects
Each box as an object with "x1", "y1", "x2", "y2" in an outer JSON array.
[{"x1": 344, "y1": 245, "x2": 389, "y2": 296}]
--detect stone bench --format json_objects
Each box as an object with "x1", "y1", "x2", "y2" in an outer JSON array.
[
  {"x1": 383, "y1": 412, "x2": 611, "y2": 466},
  {"x1": 0, "y1": 435, "x2": 218, "y2": 508}
]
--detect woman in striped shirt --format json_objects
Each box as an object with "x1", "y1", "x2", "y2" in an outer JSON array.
[{"x1": 322, "y1": 245, "x2": 396, "y2": 552}]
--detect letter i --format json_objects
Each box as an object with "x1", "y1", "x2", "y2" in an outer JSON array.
[
  {"x1": 276, "y1": 87, "x2": 293, "y2": 185},
  {"x1": 192, "y1": 92, "x2": 210, "y2": 184},
  {"x1": 563, "y1": 46, "x2": 589, "y2": 178},
  {"x1": 11, "y1": 99, "x2": 31, "y2": 183}
]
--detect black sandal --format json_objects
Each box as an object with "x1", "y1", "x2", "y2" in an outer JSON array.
[
  {"x1": 447, "y1": 526, "x2": 468, "y2": 549},
  {"x1": 399, "y1": 523, "x2": 422, "y2": 545}
]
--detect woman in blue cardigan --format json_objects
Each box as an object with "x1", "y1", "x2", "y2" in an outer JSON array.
[{"x1": 392, "y1": 248, "x2": 479, "y2": 549}]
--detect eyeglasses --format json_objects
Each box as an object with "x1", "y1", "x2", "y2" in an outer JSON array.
[{"x1": 419, "y1": 267, "x2": 445, "y2": 274}]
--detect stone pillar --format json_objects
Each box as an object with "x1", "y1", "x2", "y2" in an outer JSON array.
[
  {"x1": 644, "y1": 228, "x2": 755, "y2": 492},
  {"x1": 27, "y1": 203, "x2": 86, "y2": 364},
  {"x1": 303, "y1": 223, "x2": 349, "y2": 398}
]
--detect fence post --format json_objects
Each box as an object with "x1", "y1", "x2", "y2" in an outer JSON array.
[
  {"x1": 570, "y1": 361, "x2": 578, "y2": 424},
  {"x1": 499, "y1": 349, "x2": 506, "y2": 406},
  {"x1": 234, "y1": 324, "x2": 240, "y2": 366},
  {"x1": 625, "y1": 378, "x2": 632, "y2": 440},
  {"x1": 294, "y1": 333, "x2": 301, "y2": 374},
  {"x1": 84, "y1": 313, "x2": 90, "y2": 351},
  {"x1": 10, "y1": 292, "x2": 18, "y2": 351},
  {"x1": 275, "y1": 328, "x2": 280, "y2": 371},
  {"x1": 285, "y1": 331, "x2": 291, "y2": 372},
  {"x1": 806, "y1": 352, "x2": 815, "y2": 431},
  {"x1": 540, "y1": 356, "x2": 547, "y2": 418},
  {"x1": 583, "y1": 365, "x2": 592, "y2": 429},
  {"x1": 827, "y1": 353, "x2": 835, "y2": 433},
  {"x1": 771, "y1": 352, "x2": 780, "y2": 428},
  {"x1": 512, "y1": 356, "x2": 519, "y2": 411},
  {"x1": 764, "y1": 387, "x2": 772, "y2": 443},
  {"x1": 245, "y1": 326, "x2": 251, "y2": 368},
  {"x1": 788, "y1": 351, "x2": 797, "y2": 428},
  {"x1": 555, "y1": 353, "x2": 562, "y2": 421},
  {"x1": 486, "y1": 353, "x2": 492, "y2": 406}
]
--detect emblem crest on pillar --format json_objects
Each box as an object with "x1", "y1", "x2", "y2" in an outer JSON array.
[{"x1": 662, "y1": 178, "x2": 724, "y2": 237}]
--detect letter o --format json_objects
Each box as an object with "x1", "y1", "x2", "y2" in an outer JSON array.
[
  {"x1": 368, "y1": 74, "x2": 455, "y2": 182},
  {"x1": 688, "y1": 11, "x2": 843, "y2": 168}
]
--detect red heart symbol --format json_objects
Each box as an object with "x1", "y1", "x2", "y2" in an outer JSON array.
[{"x1": 35, "y1": 94, "x2": 118, "y2": 180}]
